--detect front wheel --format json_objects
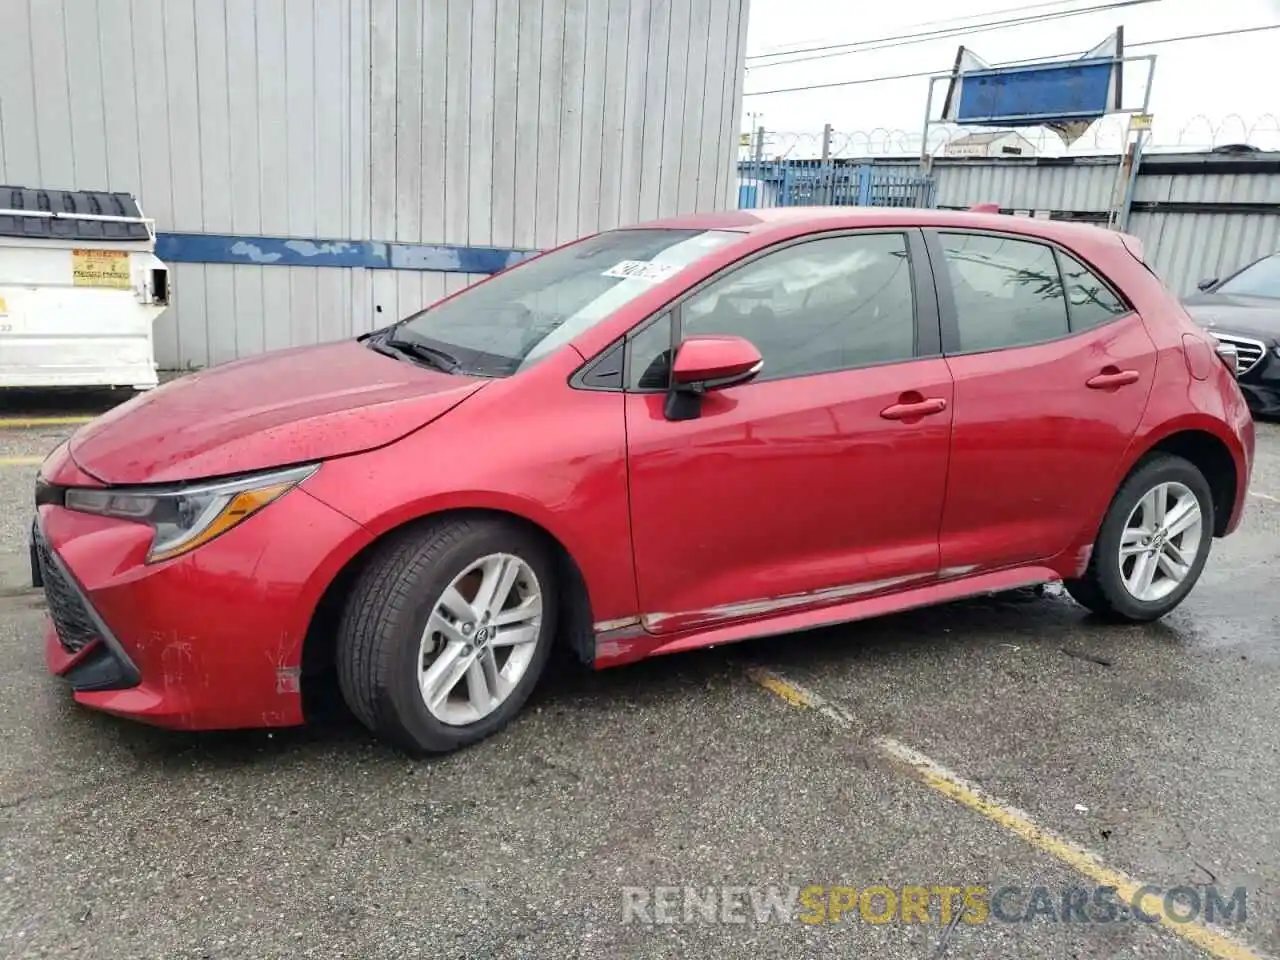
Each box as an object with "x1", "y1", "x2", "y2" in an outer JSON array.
[
  {"x1": 336, "y1": 517, "x2": 558, "y2": 755},
  {"x1": 1064, "y1": 454, "x2": 1214, "y2": 622}
]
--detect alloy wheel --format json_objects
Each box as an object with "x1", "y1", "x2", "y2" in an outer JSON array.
[
  {"x1": 416, "y1": 553, "x2": 543, "y2": 726},
  {"x1": 1117, "y1": 480, "x2": 1204, "y2": 603}
]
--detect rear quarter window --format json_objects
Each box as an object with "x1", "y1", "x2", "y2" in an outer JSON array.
[
  {"x1": 1055, "y1": 249, "x2": 1130, "y2": 332},
  {"x1": 937, "y1": 231, "x2": 1134, "y2": 353}
]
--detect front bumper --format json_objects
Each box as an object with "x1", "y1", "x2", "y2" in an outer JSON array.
[
  {"x1": 33, "y1": 517, "x2": 142, "y2": 693},
  {"x1": 34, "y1": 482, "x2": 372, "y2": 731},
  {"x1": 1239, "y1": 380, "x2": 1280, "y2": 418}
]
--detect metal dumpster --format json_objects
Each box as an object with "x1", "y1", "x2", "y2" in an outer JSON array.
[{"x1": 0, "y1": 187, "x2": 169, "y2": 390}]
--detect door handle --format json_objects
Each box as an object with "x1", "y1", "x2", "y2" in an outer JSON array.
[
  {"x1": 1085, "y1": 368, "x2": 1141, "y2": 389},
  {"x1": 880, "y1": 397, "x2": 948, "y2": 420}
]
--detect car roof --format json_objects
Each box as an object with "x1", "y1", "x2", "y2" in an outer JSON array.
[{"x1": 619, "y1": 206, "x2": 1128, "y2": 251}]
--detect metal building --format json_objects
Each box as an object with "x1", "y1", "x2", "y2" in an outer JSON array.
[
  {"x1": 0, "y1": 0, "x2": 750, "y2": 370},
  {"x1": 810, "y1": 151, "x2": 1280, "y2": 297},
  {"x1": 920, "y1": 152, "x2": 1280, "y2": 295}
]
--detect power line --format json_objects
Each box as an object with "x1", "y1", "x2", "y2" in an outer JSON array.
[
  {"x1": 742, "y1": 22, "x2": 1280, "y2": 98},
  {"x1": 747, "y1": 0, "x2": 1156, "y2": 67},
  {"x1": 746, "y1": 0, "x2": 1113, "y2": 60},
  {"x1": 746, "y1": 0, "x2": 1161, "y2": 68},
  {"x1": 750, "y1": 4, "x2": 1145, "y2": 69}
]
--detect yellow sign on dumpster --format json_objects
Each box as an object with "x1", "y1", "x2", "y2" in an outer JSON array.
[{"x1": 71, "y1": 249, "x2": 132, "y2": 289}]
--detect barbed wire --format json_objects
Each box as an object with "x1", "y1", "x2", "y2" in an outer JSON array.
[{"x1": 738, "y1": 114, "x2": 1280, "y2": 160}]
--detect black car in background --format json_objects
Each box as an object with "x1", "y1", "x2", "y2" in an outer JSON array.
[{"x1": 1182, "y1": 251, "x2": 1280, "y2": 417}]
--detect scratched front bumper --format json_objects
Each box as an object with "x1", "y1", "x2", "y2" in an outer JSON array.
[
  {"x1": 35, "y1": 487, "x2": 369, "y2": 731},
  {"x1": 34, "y1": 515, "x2": 141, "y2": 694}
]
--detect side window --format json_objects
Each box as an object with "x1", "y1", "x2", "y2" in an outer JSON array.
[
  {"x1": 627, "y1": 313, "x2": 674, "y2": 390},
  {"x1": 1057, "y1": 250, "x2": 1129, "y2": 332},
  {"x1": 677, "y1": 233, "x2": 916, "y2": 382},
  {"x1": 939, "y1": 232, "x2": 1068, "y2": 352}
]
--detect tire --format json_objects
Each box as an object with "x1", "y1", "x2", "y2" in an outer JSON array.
[
  {"x1": 1064, "y1": 454, "x2": 1215, "y2": 622},
  {"x1": 336, "y1": 516, "x2": 559, "y2": 755}
]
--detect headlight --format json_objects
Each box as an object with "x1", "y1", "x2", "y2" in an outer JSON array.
[{"x1": 64, "y1": 463, "x2": 318, "y2": 563}]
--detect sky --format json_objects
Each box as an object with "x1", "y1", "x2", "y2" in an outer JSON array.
[{"x1": 740, "y1": 0, "x2": 1280, "y2": 157}]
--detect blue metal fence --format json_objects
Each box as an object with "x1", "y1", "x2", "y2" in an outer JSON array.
[{"x1": 736, "y1": 160, "x2": 936, "y2": 210}]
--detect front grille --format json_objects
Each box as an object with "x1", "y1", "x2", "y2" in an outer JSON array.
[
  {"x1": 33, "y1": 529, "x2": 101, "y2": 655},
  {"x1": 1212, "y1": 332, "x2": 1267, "y2": 376}
]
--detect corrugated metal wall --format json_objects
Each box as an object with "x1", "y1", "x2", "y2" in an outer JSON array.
[
  {"x1": 1130, "y1": 170, "x2": 1280, "y2": 294},
  {"x1": 0, "y1": 0, "x2": 750, "y2": 369},
  {"x1": 1131, "y1": 211, "x2": 1280, "y2": 294},
  {"x1": 930, "y1": 159, "x2": 1124, "y2": 214},
  {"x1": 915, "y1": 156, "x2": 1280, "y2": 295}
]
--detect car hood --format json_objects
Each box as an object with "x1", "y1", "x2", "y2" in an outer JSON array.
[
  {"x1": 1181, "y1": 293, "x2": 1280, "y2": 341},
  {"x1": 68, "y1": 340, "x2": 487, "y2": 484}
]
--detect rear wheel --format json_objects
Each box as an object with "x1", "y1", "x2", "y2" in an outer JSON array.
[
  {"x1": 1064, "y1": 454, "x2": 1214, "y2": 621},
  {"x1": 336, "y1": 517, "x2": 558, "y2": 754}
]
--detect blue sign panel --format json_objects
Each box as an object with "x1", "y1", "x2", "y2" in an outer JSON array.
[
  {"x1": 952, "y1": 59, "x2": 1116, "y2": 125},
  {"x1": 941, "y1": 29, "x2": 1124, "y2": 136}
]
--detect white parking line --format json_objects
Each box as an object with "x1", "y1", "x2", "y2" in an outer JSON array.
[
  {"x1": 748, "y1": 667, "x2": 1271, "y2": 960},
  {"x1": 1249, "y1": 491, "x2": 1279, "y2": 503}
]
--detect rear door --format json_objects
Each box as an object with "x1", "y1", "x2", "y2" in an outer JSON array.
[
  {"x1": 622, "y1": 229, "x2": 955, "y2": 635},
  {"x1": 927, "y1": 228, "x2": 1157, "y2": 574}
]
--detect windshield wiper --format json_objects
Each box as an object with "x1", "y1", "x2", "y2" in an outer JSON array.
[
  {"x1": 376, "y1": 336, "x2": 461, "y2": 373},
  {"x1": 367, "y1": 339, "x2": 406, "y2": 361}
]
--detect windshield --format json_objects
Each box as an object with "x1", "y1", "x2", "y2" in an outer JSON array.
[
  {"x1": 388, "y1": 228, "x2": 742, "y2": 376},
  {"x1": 1217, "y1": 254, "x2": 1280, "y2": 299}
]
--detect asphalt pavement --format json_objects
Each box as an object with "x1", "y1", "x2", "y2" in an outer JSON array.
[{"x1": 1, "y1": 388, "x2": 1278, "y2": 960}]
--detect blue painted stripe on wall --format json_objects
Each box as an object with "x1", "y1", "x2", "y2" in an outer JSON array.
[
  {"x1": 154, "y1": 234, "x2": 385, "y2": 268},
  {"x1": 387, "y1": 242, "x2": 536, "y2": 273},
  {"x1": 154, "y1": 233, "x2": 540, "y2": 274}
]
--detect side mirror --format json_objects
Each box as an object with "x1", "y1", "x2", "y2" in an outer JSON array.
[
  {"x1": 664, "y1": 335, "x2": 763, "y2": 421},
  {"x1": 1197, "y1": 277, "x2": 1218, "y2": 292}
]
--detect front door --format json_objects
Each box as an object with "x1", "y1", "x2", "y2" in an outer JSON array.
[
  {"x1": 623, "y1": 229, "x2": 955, "y2": 635},
  {"x1": 928, "y1": 229, "x2": 1158, "y2": 573}
]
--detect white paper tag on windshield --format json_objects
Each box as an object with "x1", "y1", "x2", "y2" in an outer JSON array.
[{"x1": 602, "y1": 260, "x2": 682, "y2": 283}]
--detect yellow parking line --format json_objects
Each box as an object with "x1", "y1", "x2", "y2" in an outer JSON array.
[
  {"x1": 0, "y1": 456, "x2": 42, "y2": 466},
  {"x1": 0, "y1": 416, "x2": 94, "y2": 428},
  {"x1": 752, "y1": 670, "x2": 812, "y2": 707},
  {"x1": 748, "y1": 668, "x2": 1269, "y2": 960}
]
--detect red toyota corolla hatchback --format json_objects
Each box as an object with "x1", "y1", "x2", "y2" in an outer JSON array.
[{"x1": 32, "y1": 208, "x2": 1253, "y2": 754}]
